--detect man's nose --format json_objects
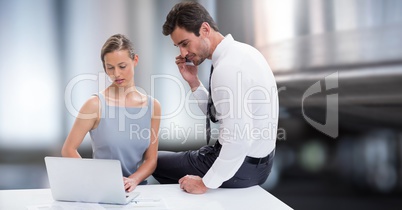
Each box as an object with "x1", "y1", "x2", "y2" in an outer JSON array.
[{"x1": 180, "y1": 47, "x2": 188, "y2": 58}]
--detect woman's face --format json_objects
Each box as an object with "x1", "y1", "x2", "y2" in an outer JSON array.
[{"x1": 104, "y1": 50, "x2": 138, "y2": 87}]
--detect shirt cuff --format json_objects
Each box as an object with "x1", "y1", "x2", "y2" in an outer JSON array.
[
  {"x1": 192, "y1": 83, "x2": 207, "y2": 99},
  {"x1": 202, "y1": 169, "x2": 224, "y2": 189}
]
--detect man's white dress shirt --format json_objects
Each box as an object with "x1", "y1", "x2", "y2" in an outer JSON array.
[{"x1": 192, "y1": 34, "x2": 279, "y2": 189}]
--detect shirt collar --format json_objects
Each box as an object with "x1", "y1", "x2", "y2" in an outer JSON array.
[{"x1": 212, "y1": 34, "x2": 234, "y2": 67}]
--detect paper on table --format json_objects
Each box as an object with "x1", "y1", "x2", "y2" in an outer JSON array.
[
  {"x1": 129, "y1": 198, "x2": 167, "y2": 209},
  {"x1": 26, "y1": 198, "x2": 168, "y2": 210},
  {"x1": 100, "y1": 198, "x2": 167, "y2": 209},
  {"x1": 26, "y1": 201, "x2": 105, "y2": 210}
]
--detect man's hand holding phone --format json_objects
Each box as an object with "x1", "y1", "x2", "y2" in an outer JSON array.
[
  {"x1": 185, "y1": 57, "x2": 195, "y2": 66},
  {"x1": 175, "y1": 55, "x2": 200, "y2": 91}
]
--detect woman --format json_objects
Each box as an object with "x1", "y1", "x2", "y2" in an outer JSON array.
[{"x1": 62, "y1": 34, "x2": 161, "y2": 192}]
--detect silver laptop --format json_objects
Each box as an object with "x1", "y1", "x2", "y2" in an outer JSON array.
[{"x1": 44, "y1": 156, "x2": 140, "y2": 205}]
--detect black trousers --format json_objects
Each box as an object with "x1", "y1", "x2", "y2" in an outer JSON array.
[{"x1": 152, "y1": 141, "x2": 275, "y2": 188}]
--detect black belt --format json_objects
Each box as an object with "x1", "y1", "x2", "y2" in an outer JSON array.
[
  {"x1": 213, "y1": 140, "x2": 274, "y2": 165},
  {"x1": 244, "y1": 150, "x2": 275, "y2": 165}
]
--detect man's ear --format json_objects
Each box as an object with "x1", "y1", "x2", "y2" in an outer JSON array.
[{"x1": 199, "y1": 22, "x2": 211, "y2": 37}]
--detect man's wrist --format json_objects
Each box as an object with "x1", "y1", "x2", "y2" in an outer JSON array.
[{"x1": 190, "y1": 80, "x2": 201, "y2": 92}]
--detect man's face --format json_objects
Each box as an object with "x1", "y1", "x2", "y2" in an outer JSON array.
[{"x1": 170, "y1": 26, "x2": 210, "y2": 66}]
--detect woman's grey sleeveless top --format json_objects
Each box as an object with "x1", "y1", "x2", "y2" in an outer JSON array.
[{"x1": 89, "y1": 93, "x2": 152, "y2": 177}]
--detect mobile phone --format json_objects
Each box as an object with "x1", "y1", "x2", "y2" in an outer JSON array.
[{"x1": 185, "y1": 57, "x2": 195, "y2": 66}]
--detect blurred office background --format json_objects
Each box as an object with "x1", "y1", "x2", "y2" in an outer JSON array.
[{"x1": 1, "y1": 0, "x2": 402, "y2": 209}]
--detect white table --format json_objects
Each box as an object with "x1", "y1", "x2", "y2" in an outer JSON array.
[{"x1": 0, "y1": 184, "x2": 292, "y2": 210}]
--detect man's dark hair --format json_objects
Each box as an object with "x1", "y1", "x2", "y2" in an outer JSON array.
[{"x1": 163, "y1": 1, "x2": 219, "y2": 36}]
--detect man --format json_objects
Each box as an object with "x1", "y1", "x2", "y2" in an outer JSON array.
[{"x1": 153, "y1": 2, "x2": 278, "y2": 194}]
